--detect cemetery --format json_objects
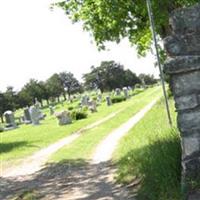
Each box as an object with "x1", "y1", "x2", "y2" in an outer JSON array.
[
  {"x1": 0, "y1": 86, "x2": 150, "y2": 165},
  {"x1": 1, "y1": 1, "x2": 200, "y2": 200}
]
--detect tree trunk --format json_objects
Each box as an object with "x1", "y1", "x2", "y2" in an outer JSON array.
[
  {"x1": 46, "y1": 99, "x2": 49, "y2": 106},
  {"x1": 40, "y1": 100, "x2": 44, "y2": 108},
  {"x1": 68, "y1": 93, "x2": 72, "y2": 103},
  {"x1": 1, "y1": 115, "x2": 4, "y2": 123},
  {"x1": 63, "y1": 93, "x2": 67, "y2": 101}
]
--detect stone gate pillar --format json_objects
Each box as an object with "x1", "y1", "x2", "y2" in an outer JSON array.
[{"x1": 164, "y1": 3, "x2": 200, "y2": 199}]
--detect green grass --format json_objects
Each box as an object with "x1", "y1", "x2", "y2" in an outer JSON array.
[
  {"x1": 49, "y1": 87, "x2": 162, "y2": 163},
  {"x1": 113, "y1": 99, "x2": 182, "y2": 200},
  {"x1": 1, "y1": 87, "x2": 159, "y2": 167}
]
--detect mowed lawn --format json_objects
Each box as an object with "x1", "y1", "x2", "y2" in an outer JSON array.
[
  {"x1": 49, "y1": 87, "x2": 162, "y2": 163},
  {"x1": 113, "y1": 98, "x2": 182, "y2": 200},
  {"x1": 1, "y1": 87, "x2": 161, "y2": 167}
]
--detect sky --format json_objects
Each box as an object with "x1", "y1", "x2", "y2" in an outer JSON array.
[{"x1": 0, "y1": 0, "x2": 159, "y2": 92}]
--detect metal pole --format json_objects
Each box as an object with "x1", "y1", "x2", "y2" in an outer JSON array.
[{"x1": 146, "y1": 0, "x2": 172, "y2": 125}]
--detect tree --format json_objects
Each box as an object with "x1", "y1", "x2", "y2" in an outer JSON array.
[
  {"x1": 138, "y1": 74, "x2": 157, "y2": 85},
  {"x1": 38, "y1": 81, "x2": 52, "y2": 106},
  {"x1": 45, "y1": 73, "x2": 63, "y2": 102},
  {"x1": 20, "y1": 79, "x2": 45, "y2": 107},
  {"x1": 55, "y1": 0, "x2": 197, "y2": 56},
  {"x1": 59, "y1": 72, "x2": 82, "y2": 100},
  {"x1": 83, "y1": 61, "x2": 140, "y2": 92},
  {"x1": 3, "y1": 86, "x2": 17, "y2": 111},
  {"x1": 0, "y1": 93, "x2": 7, "y2": 123}
]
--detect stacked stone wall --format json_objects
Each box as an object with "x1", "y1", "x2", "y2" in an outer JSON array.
[{"x1": 164, "y1": 3, "x2": 200, "y2": 199}]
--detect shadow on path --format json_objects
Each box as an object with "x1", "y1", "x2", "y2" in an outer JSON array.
[{"x1": 0, "y1": 159, "x2": 134, "y2": 200}]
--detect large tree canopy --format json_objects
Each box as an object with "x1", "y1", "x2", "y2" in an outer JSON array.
[
  {"x1": 83, "y1": 61, "x2": 141, "y2": 92},
  {"x1": 55, "y1": 0, "x2": 197, "y2": 55}
]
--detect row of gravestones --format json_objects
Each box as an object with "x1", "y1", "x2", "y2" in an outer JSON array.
[
  {"x1": 1, "y1": 87, "x2": 133, "y2": 130},
  {"x1": 106, "y1": 86, "x2": 133, "y2": 106},
  {"x1": 2, "y1": 102, "x2": 46, "y2": 131},
  {"x1": 115, "y1": 86, "x2": 132, "y2": 98}
]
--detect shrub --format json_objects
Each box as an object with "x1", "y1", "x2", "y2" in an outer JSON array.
[
  {"x1": 167, "y1": 87, "x2": 173, "y2": 98},
  {"x1": 135, "y1": 83, "x2": 141, "y2": 88},
  {"x1": 133, "y1": 88, "x2": 144, "y2": 95},
  {"x1": 82, "y1": 106, "x2": 88, "y2": 112},
  {"x1": 92, "y1": 96, "x2": 97, "y2": 101},
  {"x1": 71, "y1": 110, "x2": 88, "y2": 120},
  {"x1": 111, "y1": 96, "x2": 126, "y2": 104},
  {"x1": 68, "y1": 106, "x2": 74, "y2": 111}
]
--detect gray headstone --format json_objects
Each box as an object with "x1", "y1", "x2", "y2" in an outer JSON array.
[
  {"x1": 55, "y1": 111, "x2": 72, "y2": 125},
  {"x1": 88, "y1": 100, "x2": 97, "y2": 112},
  {"x1": 81, "y1": 95, "x2": 89, "y2": 106},
  {"x1": 123, "y1": 87, "x2": 129, "y2": 99},
  {"x1": 106, "y1": 96, "x2": 112, "y2": 106},
  {"x1": 3, "y1": 111, "x2": 17, "y2": 128},
  {"x1": 23, "y1": 107, "x2": 32, "y2": 124},
  {"x1": 97, "y1": 94, "x2": 102, "y2": 103},
  {"x1": 115, "y1": 88, "x2": 121, "y2": 96},
  {"x1": 49, "y1": 106, "x2": 54, "y2": 115},
  {"x1": 29, "y1": 105, "x2": 40, "y2": 125}
]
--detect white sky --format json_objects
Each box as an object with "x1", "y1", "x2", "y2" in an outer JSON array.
[{"x1": 0, "y1": 0, "x2": 159, "y2": 92}]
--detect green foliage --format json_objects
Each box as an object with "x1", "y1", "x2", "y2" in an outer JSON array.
[
  {"x1": 71, "y1": 110, "x2": 88, "y2": 120},
  {"x1": 68, "y1": 106, "x2": 74, "y2": 111},
  {"x1": 55, "y1": 0, "x2": 198, "y2": 55},
  {"x1": 114, "y1": 99, "x2": 182, "y2": 200},
  {"x1": 45, "y1": 73, "x2": 63, "y2": 99},
  {"x1": 59, "y1": 71, "x2": 82, "y2": 99},
  {"x1": 111, "y1": 96, "x2": 126, "y2": 104},
  {"x1": 138, "y1": 74, "x2": 158, "y2": 85},
  {"x1": 167, "y1": 87, "x2": 173, "y2": 98},
  {"x1": 83, "y1": 61, "x2": 141, "y2": 91}
]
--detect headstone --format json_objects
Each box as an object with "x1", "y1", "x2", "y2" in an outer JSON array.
[
  {"x1": 3, "y1": 111, "x2": 17, "y2": 129},
  {"x1": 115, "y1": 88, "x2": 121, "y2": 96},
  {"x1": 23, "y1": 107, "x2": 32, "y2": 124},
  {"x1": 97, "y1": 94, "x2": 102, "y2": 103},
  {"x1": 123, "y1": 87, "x2": 129, "y2": 99},
  {"x1": 106, "y1": 96, "x2": 112, "y2": 106},
  {"x1": 164, "y1": 3, "x2": 200, "y2": 198},
  {"x1": 49, "y1": 106, "x2": 54, "y2": 115},
  {"x1": 35, "y1": 98, "x2": 41, "y2": 109},
  {"x1": 55, "y1": 111, "x2": 72, "y2": 125},
  {"x1": 29, "y1": 105, "x2": 40, "y2": 125},
  {"x1": 81, "y1": 95, "x2": 89, "y2": 106},
  {"x1": 88, "y1": 100, "x2": 97, "y2": 112}
]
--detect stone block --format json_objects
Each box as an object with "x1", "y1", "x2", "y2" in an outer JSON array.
[
  {"x1": 178, "y1": 111, "x2": 200, "y2": 132},
  {"x1": 184, "y1": 157, "x2": 200, "y2": 180},
  {"x1": 170, "y1": 3, "x2": 200, "y2": 35},
  {"x1": 174, "y1": 94, "x2": 199, "y2": 111},
  {"x1": 170, "y1": 71, "x2": 200, "y2": 97},
  {"x1": 164, "y1": 34, "x2": 200, "y2": 56},
  {"x1": 164, "y1": 56, "x2": 200, "y2": 75},
  {"x1": 182, "y1": 134, "x2": 200, "y2": 160}
]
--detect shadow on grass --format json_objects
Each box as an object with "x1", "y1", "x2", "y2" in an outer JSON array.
[
  {"x1": 0, "y1": 141, "x2": 30, "y2": 154},
  {"x1": 115, "y1": 128, "x2": 182, "y2": 200},
  {"x1": 0, "y1": 159, "x2": 131, "y2": 200}
]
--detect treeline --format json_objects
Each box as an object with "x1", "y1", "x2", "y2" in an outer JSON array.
[{"x1": 0, "y1": 61, "x2": 157, "y2": 120}]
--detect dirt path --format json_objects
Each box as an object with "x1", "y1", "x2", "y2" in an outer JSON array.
[
  {"x1": 1, "y1": 109, "x2": 123, "y2": 178},
  {"x1": 92, "y1": 98, "x2": 158, "y2": 164},
  {"x1": 0, "y1": 98, "x2": 159, "y2": 200}
]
